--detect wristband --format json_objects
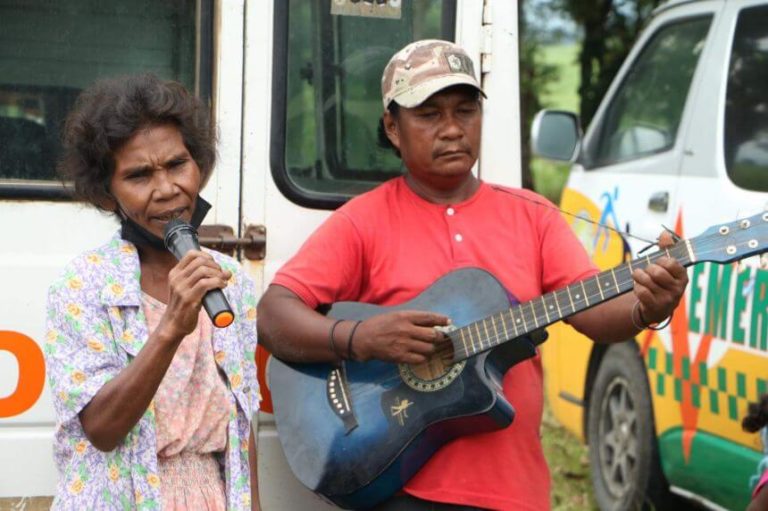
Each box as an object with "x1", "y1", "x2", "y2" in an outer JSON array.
[
  {"x1": 638, "y1": 304, "x2": 673, "y2": 331},
  {"x1": 328, "y1": 319, "x2": 344, "y2": 358},
  {"x1": 346, "y1": 320, "x2": 363, "y2": 361},
  {"x1": 632, "y1": 300, "x2": 672, "y2": 331}
]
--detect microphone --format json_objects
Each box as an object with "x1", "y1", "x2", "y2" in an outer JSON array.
[{"x1": 163, "y1": 219, "x2": 235, "y2": 328}]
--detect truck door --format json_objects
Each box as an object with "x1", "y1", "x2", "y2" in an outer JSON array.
[
  {"x1": 664, "y1": 2, "x2": 768, "y2": 507},
  {"x1": 240, "y1": 2, "x2": 484, "y2": 509},
  {"x1": 564, "y1": 3, "x2": 718, "y2": 249}
]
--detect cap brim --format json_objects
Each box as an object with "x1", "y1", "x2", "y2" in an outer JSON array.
[{"x1": 390, "y1": 74, "x2": 486, "y2": 108}]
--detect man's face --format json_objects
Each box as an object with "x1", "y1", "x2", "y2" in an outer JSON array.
[{"x1": 384, "y1": 85, "x2": 482, "y2": 188}]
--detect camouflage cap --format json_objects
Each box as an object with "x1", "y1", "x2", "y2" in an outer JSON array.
[{"x1": 381, "y1": 39, "x2": 484, "y2": 110}]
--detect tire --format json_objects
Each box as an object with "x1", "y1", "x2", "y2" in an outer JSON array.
[{"x1": 587, "y1": 342, "x2": 670, "y2": 511}]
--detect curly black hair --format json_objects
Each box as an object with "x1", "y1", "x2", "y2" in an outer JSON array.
[
  {"x1": 743, "y1": 393, "x2": 768, "y2": 433},
  {"x1": 58, "y1": 73, "x2": 216, "y2": 211}
]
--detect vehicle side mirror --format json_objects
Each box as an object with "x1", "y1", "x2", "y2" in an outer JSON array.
[{"x1": 531, "y1": 110, "x2": 581, "y2": 163}]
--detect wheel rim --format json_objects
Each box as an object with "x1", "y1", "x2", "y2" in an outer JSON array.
[{"x1": 597, "y1": 376, "x2": 638, "y2": 498}]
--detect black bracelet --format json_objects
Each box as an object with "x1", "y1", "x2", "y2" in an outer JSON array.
[
  {"x1": 346, "y1": 320, "x2": 363, "y2": 361},
  {"x1": 328, "y1": 319, "x2": 344, "y2": 358},
  {"x1": 637, "y1": 303, "x2": 673, "y2": 331},
  {"x1": 631, "y1": 300, "x2": 646, "y2": 330}
]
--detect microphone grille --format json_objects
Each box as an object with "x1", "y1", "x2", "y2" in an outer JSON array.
[{"x1": 163, "y1": 218, "x2": 195, "y2": 246}]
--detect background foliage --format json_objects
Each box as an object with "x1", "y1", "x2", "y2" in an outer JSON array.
[{"x1": 519, "y1": 0, "x2": 662, "y2": 202}]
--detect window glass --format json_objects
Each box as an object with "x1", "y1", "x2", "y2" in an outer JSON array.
[
  {"x1": 725, "y1": 5, "x2": 768, "y2": 191},
  {"x1": 587, "y1": 17, "x2": 711, "y2": 168},
  {"x1": 281, "y1": 0, "x2": 456, "y2": 202},
  {"x1": 0, "y1": 0, "x2": 200, "y2": 184}
]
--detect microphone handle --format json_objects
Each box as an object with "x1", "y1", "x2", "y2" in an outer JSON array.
[
  {"x1": 168, "y1": 233, "x2": 234, "y2": 328},
  {"x1": 202, "y1": 289, "x2": 235, "y2": 329}
]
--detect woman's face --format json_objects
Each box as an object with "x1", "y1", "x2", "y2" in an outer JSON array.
[{"x1": 109, "y1": 123, "x2": 202, "y2": 239}]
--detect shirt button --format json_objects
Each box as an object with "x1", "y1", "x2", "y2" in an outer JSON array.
[
  {"x1": 243, "y1": 386, "x2": 251, "y2": 394},
  {"x1": 454, "y1": 233, "x2": 463, "y2": 242},
  {"x1": 446, "y1": 207, "x2": 455, "y2": 216}
]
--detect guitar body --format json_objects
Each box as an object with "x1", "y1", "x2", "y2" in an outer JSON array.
[{"x1": 269, "y1": 268, "x2": 542, "y2": 509}]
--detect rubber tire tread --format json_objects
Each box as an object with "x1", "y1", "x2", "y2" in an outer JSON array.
[{"x1": 587, "y1": 341, "x2": 671, "y2": 511}]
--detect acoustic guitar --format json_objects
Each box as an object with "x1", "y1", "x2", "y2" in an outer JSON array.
[{"x1": 268, "y1": 212, "x2": 768, "y2": 509}]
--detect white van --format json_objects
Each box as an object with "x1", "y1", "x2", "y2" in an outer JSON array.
[
  {"x1": 0, "y1": 1, "x2": 523, "y2": 508},
  {"x1": 533, "y1": 0, "x2": 768, "y2": 509}
]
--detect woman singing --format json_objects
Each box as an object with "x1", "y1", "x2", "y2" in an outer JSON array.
[{"x1": 44, "y1": 74, "x2": 259, "y2": 510}]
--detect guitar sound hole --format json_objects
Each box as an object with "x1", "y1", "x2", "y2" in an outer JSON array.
[
  {"x1": 409, "y1": 346, "x2": 454, "y2": 380},
  {"x1": 399, "y1": 342, "x2": 465, "y2": 392}
]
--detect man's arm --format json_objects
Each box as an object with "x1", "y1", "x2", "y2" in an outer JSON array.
[
  {"x1": 257, "y1": 285, "x2": 343, "y2": 362},
  {"x1": 568, "y1": 232, "x2": 688, "y2": 343},
  {"x1": 257, "y1": 285, "x2": 450, "y2": 364}
]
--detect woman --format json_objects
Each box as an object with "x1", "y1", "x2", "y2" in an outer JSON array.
[{"x1": 45, "y1": 74, "x2": 259, "y2": 510}]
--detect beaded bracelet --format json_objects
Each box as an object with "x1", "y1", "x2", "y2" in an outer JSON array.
[
  {"x1": 346, "y1": 320, "x2": 363, "y2": 361},
  {"x1": 328, "y1": 319, "x2": 344, "y2": 358}
]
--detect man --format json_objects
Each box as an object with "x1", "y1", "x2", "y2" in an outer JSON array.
[{"x1": 257, "y1": 40, "x2": 688, "y2": 510}]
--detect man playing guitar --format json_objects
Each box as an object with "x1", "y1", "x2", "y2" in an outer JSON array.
[{"x1": 257, "y1": 40, "x2": 688, "y2": 511}]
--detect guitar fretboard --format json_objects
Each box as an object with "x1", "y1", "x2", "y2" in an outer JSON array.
[{"x1": 448, "y1": 242, "x2": 694, "y2": 362}]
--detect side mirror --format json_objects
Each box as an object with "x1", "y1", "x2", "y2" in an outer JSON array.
[{"x1": 531, "y1": 110, "x2": 581, "y2": 163}]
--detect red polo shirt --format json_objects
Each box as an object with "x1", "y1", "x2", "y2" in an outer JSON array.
[{"x1": 272, "y1": 177, "x2": 597, "y2": 510}]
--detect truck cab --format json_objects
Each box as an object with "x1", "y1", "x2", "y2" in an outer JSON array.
[{"x1": 533, "y1": 1, "x2": 768, "y2": 509}]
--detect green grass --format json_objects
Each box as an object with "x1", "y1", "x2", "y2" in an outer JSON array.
[
  {"x1": 531, "y1": 43, "x2": 580, "y2": 205},
  {"x1": 542, "y1": 404, "x2": 598, "y2": 510}
]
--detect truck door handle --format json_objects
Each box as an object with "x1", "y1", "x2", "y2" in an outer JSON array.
[
  {"x1": 198, "y1": 224, "x2": 267, "y2": 261},
  {"x1": 648, "y1": 191, "x2": 669, "y2": 213}
]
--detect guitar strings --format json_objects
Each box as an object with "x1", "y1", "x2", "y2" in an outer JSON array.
[
  {"x1": 452, "y1": 239, "x2": 757, "y2": 360},
  {"x1": 345, "y1": 230, "x2": 755, "y2": 396},
  {"x1": 341, "y1": 268, "x2": 629, "y2": 395}
]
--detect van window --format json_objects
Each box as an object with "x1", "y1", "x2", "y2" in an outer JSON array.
[
  {"x1": 0, "y1": 0, "x2": 211, "y2": 198},
  {"x1": 724, "y1": 5, "x2": 768, "y2": 192},
  {"x1": 272, "y1": 0, "x2": 456, "y2": 209},
  {"x1": 586, "y1": 17, "x2": 711, "y2": 168}
]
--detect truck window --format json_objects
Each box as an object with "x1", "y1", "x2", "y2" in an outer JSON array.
[
  {"x1": 271, "y1": 0, "x2": 457, "y2": 209},
  {"x1": 725, "y1": 4, "x2": 768, "y2": 192},
  {"x1": 0, "y1": 0, "x2": 212, "y2": 199},
  {"x1": 585, "y1": 16, "x2": 712, "y2": 169}
]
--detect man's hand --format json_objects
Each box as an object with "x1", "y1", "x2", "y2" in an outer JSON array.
[
  {"x1": 632, "y1": 230, "x2": 688, "y2": 325},
  {"x1": 351, "y1": 311, "x2": 451, "y2": 364}
]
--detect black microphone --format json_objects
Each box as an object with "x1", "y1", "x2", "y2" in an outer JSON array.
[{"x1": 163, "y1": 219, "x2": 235, "y2": 328}]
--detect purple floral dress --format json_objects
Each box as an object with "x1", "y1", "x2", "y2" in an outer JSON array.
[{"x1": 44, "y1": 234, "x2": 259, "y2": 510}]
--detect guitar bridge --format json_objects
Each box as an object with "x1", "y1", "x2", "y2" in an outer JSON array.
[{"x1": 327, "y1": 365, "x2": 358, "y2": 434}]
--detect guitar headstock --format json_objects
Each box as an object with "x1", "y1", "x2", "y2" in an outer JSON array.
[{"x1": 690, "y1": 211, "x2": 768, "y2": 264}]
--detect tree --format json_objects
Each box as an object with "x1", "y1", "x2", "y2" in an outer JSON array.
[
  {"x1": 555, "y1": 0, "x2": 662, "y2": 127},
  {"x1": 518, "y1": 0, "x2": 559, "y2": 190}
]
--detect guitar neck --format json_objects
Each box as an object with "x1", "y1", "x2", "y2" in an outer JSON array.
[{"x1": 449, "y1": 240, "x2": 696, "y2": 362}]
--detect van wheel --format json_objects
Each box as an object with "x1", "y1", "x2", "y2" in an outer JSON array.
[{"x1": 587, "y1": 342, "x2": 669, "y2": 511}]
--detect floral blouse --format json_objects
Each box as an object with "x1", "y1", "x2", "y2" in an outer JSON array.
[{"x1": 44, "y1": 234, "x2": 259, "y2": 511}]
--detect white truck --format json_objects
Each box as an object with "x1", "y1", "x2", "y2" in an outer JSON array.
[
  {"x1": 0, "y1": 1, "x2": 524, "y2": 508},
  {"x1": 533, "y1": 1, "x2": 768, "y2": 509}
]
